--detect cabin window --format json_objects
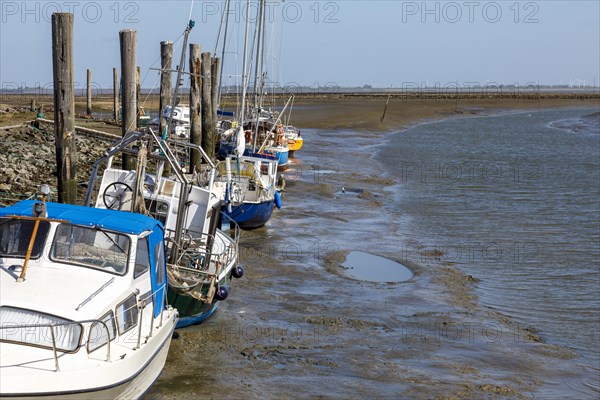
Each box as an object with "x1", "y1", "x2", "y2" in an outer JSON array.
[
  {"x1": 115, "y1": 294, "x2": 138, "y2": 335},
  {"x1": 134, "y1": 237, "x2": 150, "y2": 278},
  {"x1": 87, "y1": 310, "x2": 116, "y2": 353},
  {"x1": 51, "y1": 224, "x2": 130, "y2": 275},
  {"x1": 0, "y1": 306, "x2": 82, "y2": 352},
  {"x1": 0, "y1": 218, "x2": 50, "y2": 259},
  {"x1": 154, "y1": 243, "x2": 166, "y2": 287}
]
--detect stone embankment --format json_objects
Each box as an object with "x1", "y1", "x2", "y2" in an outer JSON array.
[{"x1": 0, "y1": 120, "x2": 106, "y2": 205}]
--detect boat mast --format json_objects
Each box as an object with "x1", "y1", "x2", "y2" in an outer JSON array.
[
  {"x1": 239, "y1": 0, "x2": 251, "y2": 126},
  {"x1": 252, "y1": 0, "x2": 265, "y2": 110},
  {"x1": 215, "y1": 0, "x2": 231, "y2": 111},
  {"x1": 252, "y1": 0, "x2": 267, "y2": 153},
  {"x1": 168, "y1": 19, "x2": 195, "y2": 265},
  {"x1": 165, "y1": 20, "x2": 195, "y2": 139},
  {"x1": 258, "y1": 0, "x2": 267, "y2": 110}
]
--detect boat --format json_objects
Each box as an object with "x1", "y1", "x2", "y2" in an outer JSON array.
[
  {"x1": 284, "y1": 125, "x2": 303, "y2": 155},
  {"x1": 243, "y1": 110, "x2": 290, "y2": 167},
  {"x1": 0, "y1": 187, "x2": 178, "y2": 399},
  {"x1": 152, "y1": 105, "x2": 191, "y2": 139},
  {"x1": 214, "y1": 152, "x2": 280, "y2": 230},
  {"x1": 84, "y1": 128, "x2": 242, "y2": 328}
]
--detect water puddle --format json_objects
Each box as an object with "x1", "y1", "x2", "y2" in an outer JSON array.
[{"x1": 340, "y1": 251, "x2": 413, "y2": 283}]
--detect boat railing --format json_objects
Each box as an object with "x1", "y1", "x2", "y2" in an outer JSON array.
[
  {"x1": 0, "y1": 286, "x2": 171, "y2": 372},
  {"x1": 0, "y1": 318, "x2": 111, "y2": 371},
  {"x1": 220, "y1": 211, "x2": 241, "y2": 270},
  {"x1": 165, "y1": 215, "x2": 240, "y2": 300},
  {"x1": 165, "y1": 225, "x2": 239, "y2": 273}
]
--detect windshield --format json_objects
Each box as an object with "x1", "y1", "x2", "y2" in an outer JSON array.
[
  {"x1": 50, "y1": 224, "x2": 131, "y2": 275},
  {"x1": 0, "y1": 218, "x2": 50, "y2": 259}
]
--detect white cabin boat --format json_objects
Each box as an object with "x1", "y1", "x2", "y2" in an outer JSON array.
[{"x1": 0, "y1": 195, "x2": 178, "y2": 399}]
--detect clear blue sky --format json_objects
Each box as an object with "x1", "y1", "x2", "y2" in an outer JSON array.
[{"x1": 1, "y1": 1, "x2": 599, "y2": 91}]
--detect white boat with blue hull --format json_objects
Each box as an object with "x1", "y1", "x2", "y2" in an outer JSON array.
[
  {"x1": 0, "y1": 193, "x2": 178, "y2": 399},
  {"x1": 213, "y1": 153, "x2": 280, "y2": 230}
]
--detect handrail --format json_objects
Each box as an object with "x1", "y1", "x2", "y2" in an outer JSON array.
[
  {"x1": 0, "y1": 318, "x2": 110, "y2": 371},
  {"x1": 0, "y1": 285, "x2": 172, "y2": 371},
  {"x1": 49, "y1": 326, "x2": 59, "y2": 371},
  {"x1": 86, "y1": 320, "x2": 112, "y2": 361}
]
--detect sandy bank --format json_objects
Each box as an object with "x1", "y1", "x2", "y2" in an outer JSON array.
[{"x1": 2, "y1": 94, "x2": 598, "y2": 132}]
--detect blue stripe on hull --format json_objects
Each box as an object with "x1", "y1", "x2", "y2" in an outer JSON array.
[
  {"x1": 225, "y1": 200, "x2": 274, "y2": 230},
  {"x1": 175, "y1": 303, "x2": 219, "y2": 328}
]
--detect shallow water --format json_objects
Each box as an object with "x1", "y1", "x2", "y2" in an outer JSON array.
[
  {"x1": 340, "y1": 251, "x2": 413, "y2": 283},
  {"x1": 378, "y1": 107, "x2": 600, "y2": 396},
  {"x1": 144, "y1": 107, "x2": 600, "y2": 399}
]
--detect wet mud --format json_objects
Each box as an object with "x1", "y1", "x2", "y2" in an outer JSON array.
[{"x1": 143, "y1": 127, "x2": 585, "y2": 399}]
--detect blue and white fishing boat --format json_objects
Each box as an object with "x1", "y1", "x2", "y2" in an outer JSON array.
[
  {"x1": 218, "y1": 109, "x2": 290, "y2": 168},
  {"x1": 0, "y1": 188, "x2": 178, "y2": 399},
  {"x1": 85, "y1": 128, "x2": 242, "y2": 328},
  {"x1": 213, "y1": 150, "x2": 280, "y2": 230},
  {"x1": 218, "y1": 127, "x2": 284, "y2": 165}
]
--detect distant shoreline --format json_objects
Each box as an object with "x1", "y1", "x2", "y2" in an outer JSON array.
[{"x1": 1, "y1": 92, "x2": 598, "y2": 132}]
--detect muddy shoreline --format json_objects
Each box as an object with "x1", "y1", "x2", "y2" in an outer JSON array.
[
  {"x1": 142, "y1": 124, "x2": 587, "y2": 399},
  {"x1": 1, "y1": 98, "x2": 596, "y2": 398}
]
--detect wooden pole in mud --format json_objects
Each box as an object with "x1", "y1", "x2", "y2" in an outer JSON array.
[
  {"x1": 51, "y1": 12, "x2": 77, "y2": 204},
  {"x1": 201, "y1": 52, "x2": 215, "y2": 161},
  {"x1": 119, "y1": 29, "x2": 137, "y2": 170},
  {"x1": 86, "y1": 68, "x2": 92, "y2": 116},
  {"x1": 211, "y1": 57, "x2": 220, "y2": 118},
  {"x1": 189, "y1": 44, "x2": 203, "y2": 172},
  {"x1": 136, "y1": 65, "x2": 141, "y2": 127},
  {"x1": 113, "y1": 67, "x2": 119, "y2": 121},
  {"x1": 159, "y1": 41, "x2": 173, "y2": 137}
]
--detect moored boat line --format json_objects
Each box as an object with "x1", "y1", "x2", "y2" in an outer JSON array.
[{"x1": 0, "y1": 1, "x2": 306, "y2": 397}]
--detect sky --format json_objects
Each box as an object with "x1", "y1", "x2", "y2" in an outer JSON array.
[{"x1": 1, "y1": 0, "x2": 599, "y2": 91}]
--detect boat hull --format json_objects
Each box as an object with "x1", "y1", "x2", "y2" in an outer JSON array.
[
  {"x1": 225, "y1": 200, "x2": 274, "y2": 230},
  {"x1": 287, "y1": 137, "x2": 303, "y2": 153},
  {"x1": 167, "y1": 291, "x2": 221, "y2": 328},
  {"x1": 263, "y1": 146, "x2": 288, "y2": 167}
]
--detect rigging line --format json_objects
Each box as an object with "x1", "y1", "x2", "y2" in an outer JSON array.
[{"x1": 140, "y1": 72, "x2": 162, "y2": 112}]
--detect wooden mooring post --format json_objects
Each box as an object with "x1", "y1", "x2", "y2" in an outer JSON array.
[
  {"x1": 159, "y1": 41, "x2": 173, "y2": 137},
  {"x1": 211, "y1": 57, "x2": 220, "y2": 118},
  {"x1": 136, "y1": 65, "x2": 141, "y2": 127},
  {"x1": 189, "y1": 44, "x2": 202, "y2": 172},
  {"x1": 119, "y1": 29, "x2": 137, "y2": 170},
  {"x1": 113, "y1": 67, "x2": 119, "y2": 121},
  {"x1": 201, "y1": 52, "x2": 215, "y2": 161},
  {"x1": 86, "y1": 68, "x2": 92, "y2": 116},
  {"x1": 51, "y1": 12, "x2": 77, "y2": 204}
]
